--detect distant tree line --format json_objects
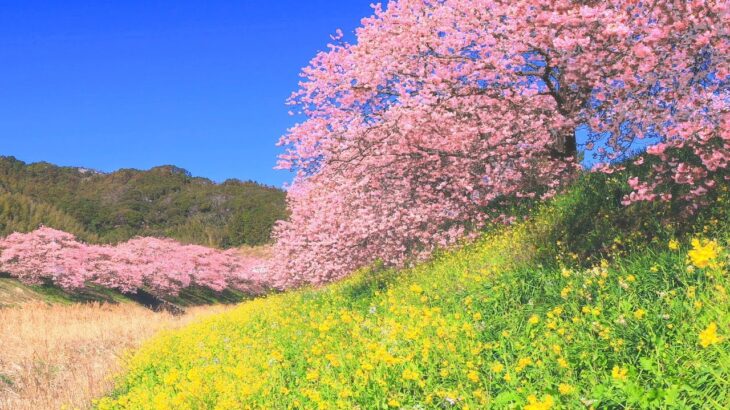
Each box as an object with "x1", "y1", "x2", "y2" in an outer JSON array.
[{"x1": 0, "y1": 156, "x2": 287, "y2": 248}]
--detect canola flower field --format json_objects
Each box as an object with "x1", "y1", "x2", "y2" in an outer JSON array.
[{"x1": 96, "y1": 202, "x2": 729, "y2": 409}]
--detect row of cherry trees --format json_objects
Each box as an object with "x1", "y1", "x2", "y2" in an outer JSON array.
[
  {"x1": 270, "y1": 0, "x2": 729, "y2": 287},
  {"x1": 0, "y1": 227, "x2": 271, "y2": 296}
]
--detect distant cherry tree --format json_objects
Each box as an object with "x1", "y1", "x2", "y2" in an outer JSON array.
[
  {"x1": 0, "y1": 227, "x2": 271, "y2": 296},
  {"x1": 272, "y1": 0, "x2": 729, "y2": 286}
]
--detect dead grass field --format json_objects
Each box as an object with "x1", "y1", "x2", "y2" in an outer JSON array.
[
  {"x1": 0, "y1": 301, "x2": 229, "y2": 410},
  {"x1": 238, "y1": 244, "x2": 272, "y2": 259}
]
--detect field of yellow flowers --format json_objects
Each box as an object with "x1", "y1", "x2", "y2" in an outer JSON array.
[{"x1": 96, "y1": 193, "x2": 729, "y2": 409}]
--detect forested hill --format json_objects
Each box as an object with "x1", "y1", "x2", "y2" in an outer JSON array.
[{"x1": 0, "y1": 156, "x2": 287, "y2": 248}]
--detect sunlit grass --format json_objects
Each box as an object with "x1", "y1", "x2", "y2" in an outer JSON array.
[{"x1": 0, "y1": 302, "x2": 229, "y2": 410}]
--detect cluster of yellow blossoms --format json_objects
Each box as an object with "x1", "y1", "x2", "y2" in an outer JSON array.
[
  {"x1": 687, "y1": 238, "x2": 722, "y2": 269},
  {"x1": 699, "y1": 323, "x2": 723, "y2": 348}
]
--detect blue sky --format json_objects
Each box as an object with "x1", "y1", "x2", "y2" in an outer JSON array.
[{"x1": 0, "y1": 1, "x2": 373, "y2": 186}]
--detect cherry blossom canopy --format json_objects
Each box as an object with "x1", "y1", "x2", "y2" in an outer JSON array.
[{"x1": 271, "y1": 0, "x2": 729, "y2": 286}]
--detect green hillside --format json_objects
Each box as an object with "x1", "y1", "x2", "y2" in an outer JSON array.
[
  {"x1": 96, "y1": 174, "x2": 730, "y2": 409},
  {"x1": 0, "y1": 190, "x2": 98, "y2": 241},
  {"x1": 0, "y1": 156, "x2": 286, "y2": 248}
]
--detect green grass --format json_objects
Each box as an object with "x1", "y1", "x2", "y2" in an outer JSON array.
[
  {"x1": 0, "y1": 372, "x2": 14, "y2": 388},
  {"x1": 0, "y1": 277, "x2": 131, "y2": 307},
  {"x1": 95, "y1": 178, "x2": 730, "y2": 409},
  {"x1": 0, "y1": 276, "x2": 249, "y2": 309},
  {"x1": 165, "y1": 286, "x2": 254, "y2": 308}
]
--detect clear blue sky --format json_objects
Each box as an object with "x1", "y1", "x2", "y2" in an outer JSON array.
[{"x1": 0, "y1": 1, "x2": 373, "y2": 186}]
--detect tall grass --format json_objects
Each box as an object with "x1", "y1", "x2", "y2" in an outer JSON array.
[{"x1": 0, "y1": 302, "x2": 228, "y2": 410}]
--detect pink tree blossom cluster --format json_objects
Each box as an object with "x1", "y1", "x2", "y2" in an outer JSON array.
[
  {"x1": 271, "y1": 0, "x2": 729, "y2": 286},
  {"x1": 0, "y1": 227, "x2": 272, "y2": 296}
]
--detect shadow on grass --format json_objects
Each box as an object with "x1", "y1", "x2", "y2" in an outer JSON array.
[{"x1": 0, "y1": 272, "x2": 252, "y2": 314}]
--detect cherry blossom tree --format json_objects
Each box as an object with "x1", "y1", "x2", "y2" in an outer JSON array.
[
  {"x1": 273, "y1": 0, "x2": 729, "y2": 286},
  {"x1": 0, "y1": 227, "x2": 272, "y2": 296},
  {"x1": 0, "y1": 227, "x2": 93, "y2": 289}
]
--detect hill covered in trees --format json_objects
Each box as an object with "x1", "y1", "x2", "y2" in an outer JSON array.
[{"x1": 0, "y1": 156, "x2": 286, "y2": 248}]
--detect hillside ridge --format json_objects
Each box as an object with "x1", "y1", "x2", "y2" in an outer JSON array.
[{"x1": 0, "y1": 156, "x2": 287, "y2": 248}]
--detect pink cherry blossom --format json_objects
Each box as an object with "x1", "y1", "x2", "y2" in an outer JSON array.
[
  {"x1": 0, "y1": 227, "x2": 273, "y2": 296},
  {"x1": 271, "y1": 0, "x2": 729, "y2": 287}
]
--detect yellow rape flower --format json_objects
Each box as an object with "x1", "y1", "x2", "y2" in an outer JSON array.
[
  {"x1": 688, "y1": 239, "x2": 721, "y2": 269},
  {"x1": 558, "y1": 383, "x2": 575, "y2": 395},
  {"x1": 612, "y1": 366, "x2": 628, "y2": 381},
  {"x1": 325, "y1": 353, "x2": 341, "y2": 367},
  {"x1": 669, "y1": 239, "x2": 680, "y2": 250},
  {"x1": 528, "y1": 314, "x2": 540, "y2": 325},
  {"x1": 516, "y1": 357, "x2": 533, "y2": 372},
  {"x1": 490, "y1": 362, "x2": 505, "y2": 373},
  {"x1": 524, "y1": 394, "x2": 554, "y2": 410},
  {"x1": 560, "y1": 286, "x2": 572, "y2": 299},
  {"x1": 402, "y1": 368, "x2": 419, "y2": 381},
  {"x1": 633, "y1": 309, "x2": 647, "y2": 320},
  {"x1": 699, "y1": 322, "x2": 723, "y2": 348},
  {"x1": 305, "y1": 369, "x2": 320, "y2": 381}
]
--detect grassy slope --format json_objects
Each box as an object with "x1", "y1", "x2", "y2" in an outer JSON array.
[
  {"x1": 97, "y1": 178, "x2": 730, "y2": 409},
  {"x1": 0, "y1": 277, "x2": 131, "y2": 307}
]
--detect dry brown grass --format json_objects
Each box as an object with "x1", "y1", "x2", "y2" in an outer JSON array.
[
  {"x1": 0, "y1": 302, "x2": 230, "y2": 410},
  {"x1": 237, "y1": 244, "x2": 272, "y2": 259}
]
